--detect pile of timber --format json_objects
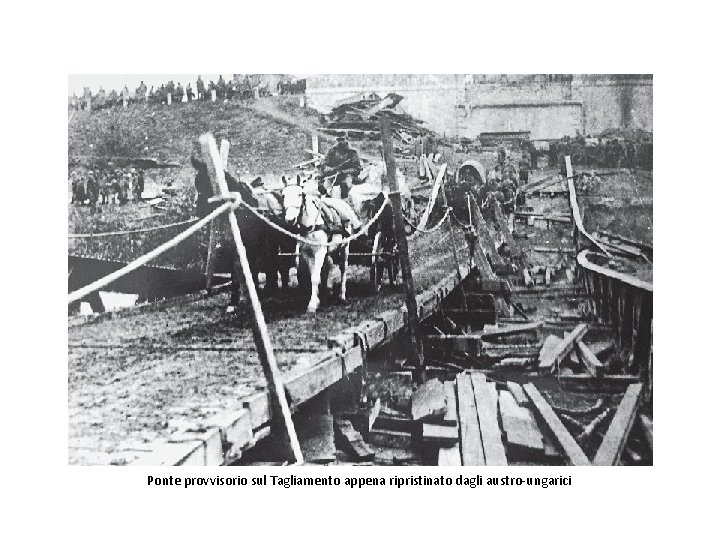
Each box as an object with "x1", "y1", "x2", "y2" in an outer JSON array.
[
  {"x1": 431, "y1": 370, "x2": 648, "y2": 466},
  {"x1": 320, "y1": 92, "x2": 433, "y2": 141}
]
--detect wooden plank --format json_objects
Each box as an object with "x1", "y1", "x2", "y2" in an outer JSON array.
[
  {"x1": 481, "y1": 322, "x2": 541, "y2": 340},
  {"x1": 593, "y1": 383, "x2": 644, "y2": 465},
  {"x1": 442, "y1": 381, "x2": 458, "y2": 426},
  {"x1": 411, "y1": 378, "x2": 447, "y2": 421},
  {"x1": 498, "y1": 390, "x2": 544, "y2": 458},
  {"x1": 423, "y1": 423, "x2": 459, "y2": 446},
  {"x1": 437, "y1": 380, "x2": 461, "y2": 464},
  {"x1": 296, "y1": 412, "x2": 336, "y2": 463},
  {"x1": 437, "y1": 445, "x2": 462, "y2": 466},
  {"x1": 576, "y1": 341, "x2": 606, "y2": 377},
  {"x1": 537, "y1": 324, "x2": 589, "y2": 374},
  {"x1": 470, "y1": 373, "x2": 507, "y2": 465},
  {"x1": 506, "y1": 381, "x2": 529, "y2": 407},
  {"x1": 456, "y1": 373, "x2": 485, "y2": 465},
  {"x1": 639, "y1": 414, "x2": 653, "y2": 453},
  {"x1": 335, "y1": 419, "x2": 374, "y2": 462},
  {"x1": 523, "y1": 383, "x2": 590, "y2": 465},
  {"x1": 537, "y1": 335, "x2": 563, "y2": 372}
]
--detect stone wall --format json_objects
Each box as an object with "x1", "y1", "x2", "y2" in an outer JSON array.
[{"x1": 303, "y1": 74, "x2": 652, "y2": 139}]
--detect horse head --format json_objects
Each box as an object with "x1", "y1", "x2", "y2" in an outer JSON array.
[{"x1": 281, "y1": 183, "x2": 305, "y2": 225}]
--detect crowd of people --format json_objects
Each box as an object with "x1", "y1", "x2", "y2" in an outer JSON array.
[
  {"x1": 69, "y1": 75, "x2": 280, "y2": 111},
  {"x1": 70, "y1": 166, "x2": 145, "y2": 207},
  {"x1": 549, "y1": 131, "x2": 653, "y2": 171}
]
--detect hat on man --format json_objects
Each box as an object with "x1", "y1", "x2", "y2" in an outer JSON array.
[{"x1": 251, "y1": 176, "x2": 264, "y2": 188}]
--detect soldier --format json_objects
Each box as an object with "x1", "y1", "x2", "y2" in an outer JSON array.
[
  {"x1": 95, "y1": 86, "x2": 107, "y2": 109},
  {"x1": 186, "y1": 83, "x2": 195, "y2": 101},
  {"x1": 174, "y1": 83, "x2": 184, "y2": 104},
  {"x1": 121, "y1": 85, "x2": 130, "y2": 106},
  {"x1": 134, "y1": 169, "x2": 145, "y2": 200},
  {"x1": 137, "y1": 80, "x2": 148, "y2": 104},
  {"x1": 86, "y1": 172, "x2": 99, "y2": 207},
  {"x1": 196, "y1": 76, "x2": 205, "y2": 101},
  {"x1": 497, "y1": 146, "x2": 507, "y2": 165},
  {"x1": 217, "y1": 75, "x2": 226, "y2": 100},
  {"x1": 99, "y1": 170, "x2": 110, "y2": 205},
  {"x1": 108, "y1": 88, "x2": 119, "y2": 106},
  {"x1": 318, "y1": 133, "x2": 362, "y2": 199},
  {"x1": 518, "y1": 153, "x2": 531, "y2": 185}
]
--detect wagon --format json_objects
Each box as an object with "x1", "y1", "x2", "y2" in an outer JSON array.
[{"x1": 347, "y1": 194, "x2": 401, "y2": 293}]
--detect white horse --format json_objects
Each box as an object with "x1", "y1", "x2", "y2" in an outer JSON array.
[{"x1": 281, "y1": 182, "x2": 358, "y2": 313}]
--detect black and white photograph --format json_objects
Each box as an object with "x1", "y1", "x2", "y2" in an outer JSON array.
[
  {"x1": 68, "y1": 74, "x2": 653, "y2": 466},
  {"x1": 67, "y1": 74, "x2": 653, "y2": 467}
]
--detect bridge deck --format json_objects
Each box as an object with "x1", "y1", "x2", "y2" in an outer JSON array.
[{"x1": 68, "y1": 225, "x2": 470, "y2": 465}]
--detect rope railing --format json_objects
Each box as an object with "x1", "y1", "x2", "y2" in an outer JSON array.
[
  {"x1": 69, "y1": 217, "x2": 200, "y2": 238},
  {"x1": 404, "y1": 207, "x2": 451, "y2": 234},
  {"x1": 68, "y1": 201, "x2": 234, "y2": 304},
  {"x1": 68, "y1": 191, "x2": 391, "y2": 305},
  {"x1": 231, "y1": 194, "x2": 390, "y2": 248}
]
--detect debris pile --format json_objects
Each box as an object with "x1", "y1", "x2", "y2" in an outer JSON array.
[{"x1": 320, "y1": 92, "x2": 434, "y2": 142}]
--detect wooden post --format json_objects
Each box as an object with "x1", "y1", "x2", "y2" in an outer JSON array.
[
  {"x1": 379, "y1": 117, "x2": 425, "y2": 383},
  {"x1": 441, "y1": 183, "x2": 468, "y2": 312},
  {"x1": 205, "y1": 141, "x2": 231, "y2": 290},
  {"x1": 198, "y1": 133, "x2": 303, "y2": 464}
]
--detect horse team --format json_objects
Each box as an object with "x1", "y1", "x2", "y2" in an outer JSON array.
[{"x1": 194, "y1": 156, "x2": 402, "y2": 314}]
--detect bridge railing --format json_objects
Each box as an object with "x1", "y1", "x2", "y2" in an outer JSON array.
[{"x1": 565, "y1": 157, "x2": 653, "y2": 398}]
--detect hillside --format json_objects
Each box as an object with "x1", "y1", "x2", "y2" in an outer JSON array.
[{"x1": 68, "y1": 98, "x2": 325, "y2": 269}]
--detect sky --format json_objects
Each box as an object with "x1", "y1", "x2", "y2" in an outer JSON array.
[{"x1": 68, "y1": 74, "x2": 236, "y2": 95}]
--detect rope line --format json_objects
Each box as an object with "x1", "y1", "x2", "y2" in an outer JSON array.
[
  {"x1": 232, "y1": 194, "x2": 390, "y2": 248},
  {"x1": 403, "y1": 208, "x2": 451, "y2": 234},
  {"x1": 68, "y1": 201, "x2": 234, "y2": 304},
  {"x1": 69, "y1": 217, "x2": 200, "y2": 238}
]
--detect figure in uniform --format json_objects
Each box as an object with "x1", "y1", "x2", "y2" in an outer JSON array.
[
  {"x1": 186, "y1": 83, "x2": 195, "y2": 101},
  {"x1": 137, "y1": 81, "x2": 148, "y2": 104},
  {"x1": 196, "y1": 76, "x2": 205, "y2": 101},
  {"x1": 518, "y1": 153, "x2": 530, "y2": 185},
  {"x1": 318, "y1": 133, "x2": 361, "y2": 199},
  {"x1": 217, "y1": 75, "x2": 226, "y2": 100}
]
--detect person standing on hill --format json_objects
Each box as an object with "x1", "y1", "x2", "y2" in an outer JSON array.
[
  {"x1": 196, "y1": 76, "x2": 205, "y2": 101},
  {"x1": 186, "y1": 83, "x2": 195, "y2": 101},
  {"x1": 137, "y1": 81, "x2": 147, "y2": 104}
]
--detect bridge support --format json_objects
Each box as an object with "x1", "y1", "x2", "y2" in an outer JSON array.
[
  {"x1": 380, "y1": 116, "x2": 425, "y2": 383},
  {"x1": 199, "y1": 133, "x2": 303, "y2": 464}
]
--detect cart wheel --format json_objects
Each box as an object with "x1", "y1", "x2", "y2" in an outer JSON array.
[{"x1": 369, "y1": 231, "x2": 382, "y2": 293}]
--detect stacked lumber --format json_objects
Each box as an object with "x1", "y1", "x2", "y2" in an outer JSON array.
[{"x1": 320, "y1": 92, "x2": 434, "y2": 141}]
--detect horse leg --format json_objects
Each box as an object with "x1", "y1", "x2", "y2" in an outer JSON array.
[
  {"x1": 227, "y1": 252, "x2": 241, "y2": 314},
  {"x1": 307, "y1": 245, "x2": 326, "y2": 313},
  {"x1": 339, "y1": 244, "x2": 349, "y2": 303}
]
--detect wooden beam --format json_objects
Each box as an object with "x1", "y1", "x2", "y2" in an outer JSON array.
[
  {"x1": 576, "y1": 341, "x2": 606, "y2": 377},
  {"x1": 498, "y1": 390, "x2": 544, "y2": 458},
  {"x1": 470, "y1": 373, "x2": 507, "y2": 465},
  {"x1": 457, "y1": 373, "x2": 485, "y2": 465},
  {"x1": 593, "y1": 383, "x2": 644, "y2": 466},
  {"x1": 537, "y1": 324, "x2": 589, "y2": 374},
  {"x1": 639, "y1": 414, "x2": 653, "y2": 453},
  {"x1": 411, "y1": 378, "x2": 447, "y2": 421},
  {"x1": 380, "y1": 116, "x2": 425, "y2": 382},
  {"x1": 423, "y1": 423, "x2": 459, "y2": 446},
  {"x1": 437, "y1": 381, "x2": 461, "y2": 465},
  {"x1": 442, "y1": 381, "x2": 458, "y2": 426},
  {"x1": 199, "y1": 132, "x2": 303, "y2": 464},
  {"x1": 506, "y1": 381, "x2": 529, "y2": 407},
  {"x1": 335, "y1": 419, "x2": 374, "y2": 462},
  {"x1": 523, "y1": 383, "x2": 590, "y2": 465}
]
